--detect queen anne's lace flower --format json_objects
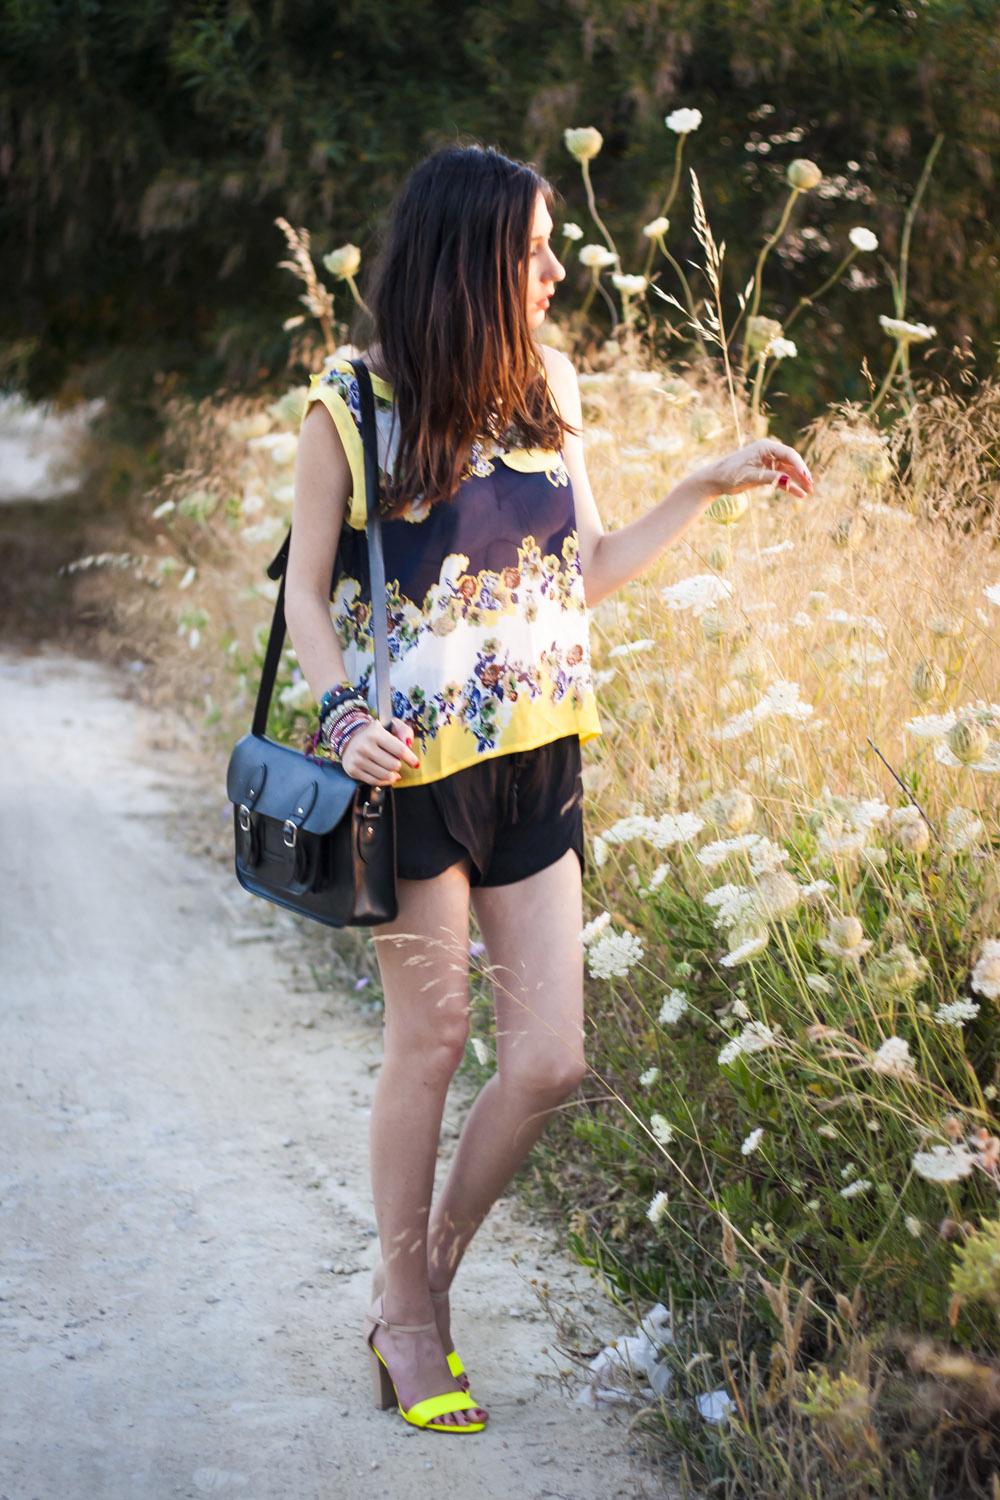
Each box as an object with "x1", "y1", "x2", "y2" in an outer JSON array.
[
  {"x1": 647, "y1": 1189, "x2": 670, "y2": 1225},
  {"x1": 650, "y1": 1113, "x2": 674, "y2": 1145},
  {"x1": 720, "y1": 930, "x2": 770, "y2": 966},
  {"x1": 819, "y1": 915, "x2": 872, "y2": 962},
  {"x1": 871, "y1": 1036, "x2": 916, "y2": 1078},
  {"x1": 665, "y1": 107, "x2": 702, "y2": 134},
  {"x1": 661, "y1": 573, "x2": 734, "y2": 613},
  {"x1": 879, "y1": 314, "x2": 936, "y2": 343},
  {"x1": 970, "y1": 939, "x2": 1000, "y2": 1001},
  {"x1": 586, "y1": 928, "x2": 645, "y2": 980},
  {"x1": 912, "y1": 1144, "x2": 975, "y2": 1183},
  {"x1": 741, "y1": 1127, "x2": 764, "y2": 1156},
  {"x1": 579, "y1": 911, "x2": 612, "y2": 945},
  {"x1": 718, "y1": 1020, "x2": 777, "y2": 1066},
  {"x1": 934, "y1": 998, "x2": 980, "y2": 1027},
  {"x1": 658, "y1": 989, "x2": 689, "y2": 1024}
]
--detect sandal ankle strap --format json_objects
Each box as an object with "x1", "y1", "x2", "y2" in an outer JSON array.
[{"x1": 367, "y1": 1295, "x2": 438, "y2": 1335}]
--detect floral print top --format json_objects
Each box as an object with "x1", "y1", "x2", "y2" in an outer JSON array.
[{"x1": 300, "y1": 355, "x2": 604, "y2": 788}]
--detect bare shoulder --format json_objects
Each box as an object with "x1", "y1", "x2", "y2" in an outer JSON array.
[
  {"x1": 536, "y1": 342, "x2": 580, "y2": 419},
  {"x1": 537, "y1": 341, "x2": 576, "y2": 384}
]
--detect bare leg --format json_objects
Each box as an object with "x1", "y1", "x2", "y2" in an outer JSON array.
[
  {"x1": 426, "y1": 847, "x2": 587, "y2": 1334},
  {"x1": 367, "y1": 854, "x2": 487, "y2": 1426}
]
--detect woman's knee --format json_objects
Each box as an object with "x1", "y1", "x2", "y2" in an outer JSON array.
[
  {"x1": 498, "y1": 1048, "x2": 587, "y2": 1103},
  {"x1": 381, "y1": 988, "x2": 472, "y2": 1079}
]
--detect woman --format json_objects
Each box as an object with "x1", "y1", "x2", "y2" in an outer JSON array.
[{"x1": 285, "y1": 142, "x2": 813, "y2": 1435}]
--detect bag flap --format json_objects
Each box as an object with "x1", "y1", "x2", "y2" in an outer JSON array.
[{"x1": 226, "y1": 731, "x2": 358, "y2": 834}]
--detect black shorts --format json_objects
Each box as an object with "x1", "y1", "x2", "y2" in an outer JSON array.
[{"x1": 392, "y1": 733, "x2": 586, "y2": 888}]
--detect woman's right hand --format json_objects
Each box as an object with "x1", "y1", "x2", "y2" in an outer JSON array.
[{"x1": 340, "y1": 715, "x2": 420, "y2": 785}]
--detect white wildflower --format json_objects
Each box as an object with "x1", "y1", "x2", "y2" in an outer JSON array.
[
  {"x1": 720, "y1": 930, "x2": 770, "y2": 967},
  {"x1": 888, "y1": 804, "x2": 931, "y2": 855},
  {"x1": 750, "y1": 869, "x2": 801, "y2": 922},
  {"x1": 871, "y1": 1036, "x2": 916, "y2": 1079},
  {"x1": 593, "y1": 833, "x2": 609, "y2": 869},
  {"x1": 639, "y1": 1066, "x2": 661, "y2": 1087},
  {"x1": 658, "y1": 989, "x2": 689, "y2": 1024},
  {"x1": 818, "y1": 915, "x2": 872, "y2": 962},
  {"x1": 586, "y1": 928, "x2": 645, "y2": 980},
  {"x1": 642, "y1": 216, "x2": 670, "y2": 238},
  {"x1": 799, "y1": 879, "x2": 834, "y2": 903},
  {"x1": 647, "y1": 1189, "x2": 671, "y2": 1226},
  {"x1": 764, "y1": 336, "x2": 797, "y2": 360},
  {"x1": 823, "y1": 608, "x2": 886, "y2": 639},
  {"x1": 934, "y1": 998, "x2": 980, "y2": 1027},
  {"x1": 805, "y1": 973, "x2": 835, "y2": 996},
  {"x1": 579, "y1": 243, "x2": 619, "y2": 269},
  {"x1": 944, "y1": 807, "x2": 985, "y2": 852},
  {"x1": 704, "y1": 883, "x2": 757, "y2": 932},
  {"x1": 665, "y1": 107, "x2": 702, "y2": 134},
  {"x1": 840, "y1": 1178, "x2": 873, "y2": 1198},
  {"x1": 718, "y1": 1020, "x2": 778, "y2": 1066},
  {"x1": 903, "y1": 712, "x2": 956, "y2": 740},
  {"x1": 849, "y1": 227, "x2": 879, "y2": 252},
  {"x1": 603, "y1": 811, "x2": 703, "y2": 850},
  {"x1": 879, "y1": 314, "x2": 936, "y2": 344},
  {"x1": 579, "y1": 910, "x2": 613, "y2": 945},
  {"x1": 701, "y1": 789, "x2": 755, "y2": 833},
  {"x1": 904, "y1": 1215, "x2": 922, "y2": 1237},
  {"x1": 612, "y1": 273, "x2": 648, "y2": 297},
  {"x1": 470, "y1": 1037, "x2": 490, "y2": 1066},
  {"x1": 562, "y1": 222, "x2": 584, "y2": 240},
  {"x1": 911, "y1": 1144, "x2": 975, "y2": 1183},
  {"x1": 650, "y1": 1113, "x2": 675, "y2": 1145},
  {"x1": 564, "y1": 126, "x2": 604, "y2": 161},
  {"x1": 608, "y1": 637, "x2": 655, "y2": 657},
  {"x1": 741, "y1": 1127, "x2": 764, "y2": 1156},
  {"x1": 660, "y1": 573, "x2": 734, "y2": 613},
  {"x1": 970, "y1": 939, "x2": 1000, "y2": 1001}
]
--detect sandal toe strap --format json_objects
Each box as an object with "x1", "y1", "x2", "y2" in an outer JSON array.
[{"x1": 403, "y1": 1388, "x2": 480, "y2": 1424}]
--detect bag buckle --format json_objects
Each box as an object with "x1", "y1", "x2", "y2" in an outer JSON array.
[
  {"x1": 238, "y1": 803, "x2": 253, "y2": 832},
  {"x1": 282, "y1": 818, "x2": 298, "y2": 848},
  {"x1": 361, "y1": 798, "x2": 383, "y2": 820}
]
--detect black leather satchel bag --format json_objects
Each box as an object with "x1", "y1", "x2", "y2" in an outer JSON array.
[{"x1": 225, "y1": 357, "x2": 398, "y2": 927}]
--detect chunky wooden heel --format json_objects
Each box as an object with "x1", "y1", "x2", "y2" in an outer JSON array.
[{"x1": 369, "y1": 1343, "x2": 397, "y2": 1409}]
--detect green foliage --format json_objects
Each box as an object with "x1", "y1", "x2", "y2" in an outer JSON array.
[{"x1": 2, "y1": 0, "x2": 997, "y2": 422}]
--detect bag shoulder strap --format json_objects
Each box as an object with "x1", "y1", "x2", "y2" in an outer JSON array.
[{"x1": 252, "y1": 357, "x2": 393, "y2": 737}]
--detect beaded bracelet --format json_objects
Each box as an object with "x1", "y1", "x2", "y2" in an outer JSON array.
[
  {"x1": 319, "y1": 678, "x2": 360, "y2": 719},
  {"x1": 320, "y1": 695, "x2": 371, "y2": 744},
  {"x1": 327, "y1": 708, "x2": 373, "y2": 763}
]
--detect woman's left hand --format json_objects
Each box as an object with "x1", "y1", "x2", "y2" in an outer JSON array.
[{"x1": 691, "y1": 438, "x2": 814, "y2": 501}]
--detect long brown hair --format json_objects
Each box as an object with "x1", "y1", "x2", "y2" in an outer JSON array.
[{"x1": 354, "y1": 141, "x2": 577, "y2": 519}]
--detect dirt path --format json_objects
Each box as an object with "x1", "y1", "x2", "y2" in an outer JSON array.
[{"x1": 1, "y1": 646, "x2": 670, "y2": 1500}]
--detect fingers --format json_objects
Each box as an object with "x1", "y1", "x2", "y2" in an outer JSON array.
[
  {"x1": 389, "y1": 717, "x2": 421, "y2": 768},
  {"x1": 759, "y1": 440, "x2": 813, "y2": 491},
  {"x1": 343, "y1": 719, "x2": 421, "y2": 785}
]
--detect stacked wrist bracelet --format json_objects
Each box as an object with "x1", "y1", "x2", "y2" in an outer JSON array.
[{"x1": 317, "y1": 678, "x2": 373, "y2": 764}]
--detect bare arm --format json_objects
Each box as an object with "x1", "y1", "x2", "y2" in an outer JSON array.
[
  {"x1": 284, "y1": 400, "x2": 418, "y2": 782},
  {"x1": 284, "y1": 400, "x2": 354, "y2": 703},
  {"x1": 538, "y1": 345, "x2": 812, "y2": 609}
]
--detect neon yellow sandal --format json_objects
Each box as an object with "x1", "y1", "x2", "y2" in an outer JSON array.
[
  {"x1": 363, "y1": 1294, "x2": 488, "y2": 1432},
  {"x1": 370, "y1": 1263, "x2": 472, "y2": 1393}
]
